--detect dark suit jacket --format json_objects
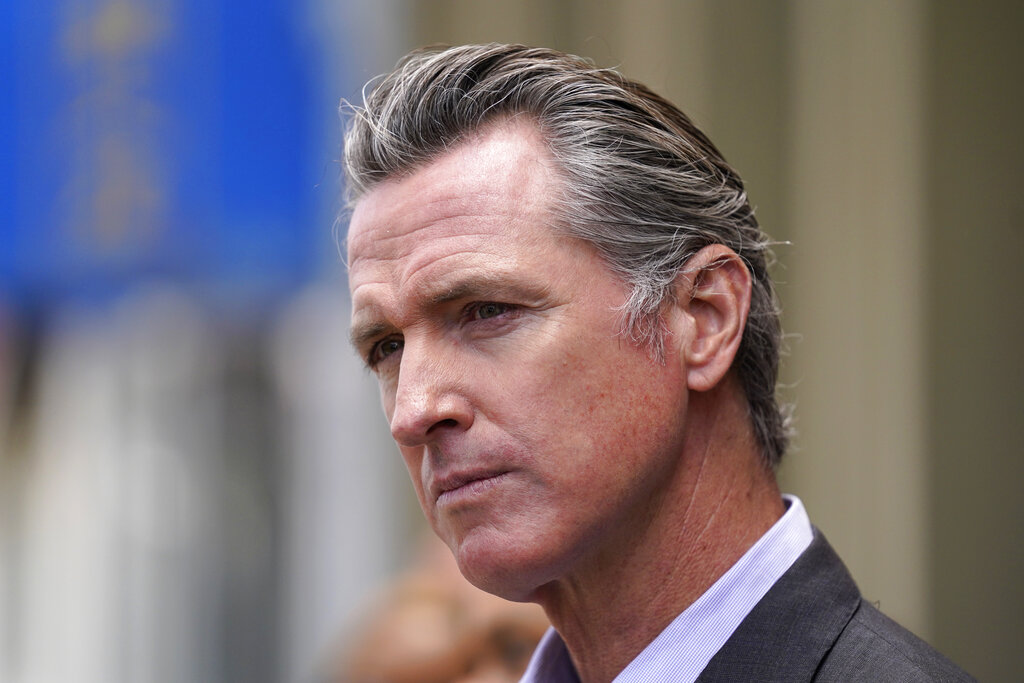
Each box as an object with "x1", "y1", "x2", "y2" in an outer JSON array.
[{"x1": 697, "y1": 530, "x2": 974, "y2": 682}]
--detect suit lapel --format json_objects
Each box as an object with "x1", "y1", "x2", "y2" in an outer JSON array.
[{"x1": 696, "y1": 530, "x2": 861, "y2": 682}]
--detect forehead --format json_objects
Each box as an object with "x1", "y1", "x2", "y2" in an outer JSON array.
[
  {"x1": 348, "y1": 122, "x2": 554, "y2": 252},
  {"x1": 346, "y1": 121, "x2": 562, "y2": 297}
]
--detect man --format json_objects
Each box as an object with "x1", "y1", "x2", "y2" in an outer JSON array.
[{"x1": 344, "y1": 44, "x2": 972, "y2": 682}]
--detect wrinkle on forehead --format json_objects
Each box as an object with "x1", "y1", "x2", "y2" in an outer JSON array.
[
  {"x1": 347, "y1": 126, "x2": 563, "y2": 330},
  {"x1": 350, "y1": 248, "x2": 526, "y2": 342},
  {"x1": 349, "y1": 231, "x2": 518, "y2": 302}
]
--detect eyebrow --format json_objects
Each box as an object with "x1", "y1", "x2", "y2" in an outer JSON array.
[
  {"x1": 348, "y1": 271, "x2": 550, "y2": 353},
  {"x1": 424, "y1": 278, "x2": 502, "y2": 307},
  {"x1": 349, "y1": 285, "x2": 483, "y2": 353},
  {"x1": 349, "y1": 318, "x2": 392, "y2": 354}
]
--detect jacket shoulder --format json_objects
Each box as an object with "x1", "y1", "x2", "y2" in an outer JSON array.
[{"x1": 814, "y1": 599, "x2": 976, "y2": 682}]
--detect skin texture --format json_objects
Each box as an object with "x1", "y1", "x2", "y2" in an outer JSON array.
[{"x1": 348, "y1": 120, "x2": 785, "y2": 683}]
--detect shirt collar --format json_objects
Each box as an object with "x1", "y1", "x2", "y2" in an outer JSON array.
[{"x1": 519, "y1": 494, "x2": 813, "y2": 683}]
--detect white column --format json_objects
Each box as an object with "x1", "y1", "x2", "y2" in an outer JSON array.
[{"x1": 14, "y1": 286, "x2": 221, "y2": 683}]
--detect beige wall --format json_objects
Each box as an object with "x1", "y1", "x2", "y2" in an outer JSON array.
[
  {"x1": 782, "y1": 0, "x2": 930, "y2": 638},
  {"x1": 927, "y1": 2, "x2": 1024, "y2": 679},
  {"x1": 399, "y1": 2, "x2": 1023, "y2": 678}
]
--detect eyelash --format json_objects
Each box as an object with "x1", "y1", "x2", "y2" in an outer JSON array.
[
  {"x1": 368, "y1": 337, "x2": 403, "y2": 367},
  {"x1": 466, "y1": 301, "x2": 516, "y2": 321},
  {"x1": 366, "y1": 302, "x2": 519, "y2": 368}
]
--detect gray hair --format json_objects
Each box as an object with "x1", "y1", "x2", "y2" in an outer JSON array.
[{"x1": 343, "y1": 44, "x2": 791, "y2": 468}]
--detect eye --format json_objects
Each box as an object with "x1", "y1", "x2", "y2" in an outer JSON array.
[
  {"x1": 369, "y1": 337, "x2": 403, "y2": 367},
  {"x1": 472, "y1": 302, "x2": 513, "y2": 320}
]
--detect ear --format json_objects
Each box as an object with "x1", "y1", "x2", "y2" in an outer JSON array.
[{"x1": 670, "y1": 244, "x2": 752, "y2": 392}]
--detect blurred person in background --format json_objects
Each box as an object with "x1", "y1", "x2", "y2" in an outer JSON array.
[
  {"x1": 338, "y1": 534, "x2": 548, "y2": 683},
  {"x1": 342, "y1": 44, "x2": 974, "y2": 682}
]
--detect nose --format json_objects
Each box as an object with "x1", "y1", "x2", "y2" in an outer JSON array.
[{"x1": 388, "y1": 340, "x2": 473, "y2": 447}]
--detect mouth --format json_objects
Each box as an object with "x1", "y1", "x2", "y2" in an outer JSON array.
[{"x1": 432, "y1": 469, "x2": 512, "y2": 507}]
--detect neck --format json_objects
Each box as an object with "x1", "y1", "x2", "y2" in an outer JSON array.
[{"x1": 531, "y1": 387, "x2": 785, "y2": 683}]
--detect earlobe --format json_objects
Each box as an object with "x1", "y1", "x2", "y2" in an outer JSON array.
[{"x1": 672, "y1": 245, "x2": 752, "y2": 392}]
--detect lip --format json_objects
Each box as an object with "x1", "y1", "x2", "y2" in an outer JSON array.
[{"x1": 432, "y1": 468, "x2": 512, "y2": 507}]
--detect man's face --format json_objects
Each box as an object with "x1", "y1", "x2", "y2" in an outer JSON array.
[{"x1": 347, "y1": 122, "x2": 692, "y2": 600}]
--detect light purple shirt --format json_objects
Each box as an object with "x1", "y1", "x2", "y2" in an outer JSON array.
[{"x1": 518, "y1": 495, "x2": 814, "y2": 683}]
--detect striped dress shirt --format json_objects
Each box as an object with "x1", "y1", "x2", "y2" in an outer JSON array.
[{"x1": 519, "y1": 495, "x2": 814, "y2": 683}]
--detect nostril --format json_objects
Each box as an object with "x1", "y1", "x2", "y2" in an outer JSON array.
[{"x1": 428, "y1": 418, "x2": 460, "y2": 433}]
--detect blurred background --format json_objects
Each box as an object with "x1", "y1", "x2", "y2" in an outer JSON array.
[{"x1": 1, "y1": 1, "x2": 1021, "y2": 681}]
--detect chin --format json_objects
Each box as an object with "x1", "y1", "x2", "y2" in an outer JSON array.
[{"x1": 449, "y1": 528, "x2": 556, "y2": 603}]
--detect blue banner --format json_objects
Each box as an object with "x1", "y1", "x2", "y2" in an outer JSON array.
[{"x1": 1, "y1": 0, "x2": 320, "y2": 309}]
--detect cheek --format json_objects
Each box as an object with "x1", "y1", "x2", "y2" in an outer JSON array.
[
  {"x1": 542, "y1": 335, "x2": 660, "y2": 414},
  {"x1": 539, "y1": 340, "x2": 685, "y2": 460}
]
